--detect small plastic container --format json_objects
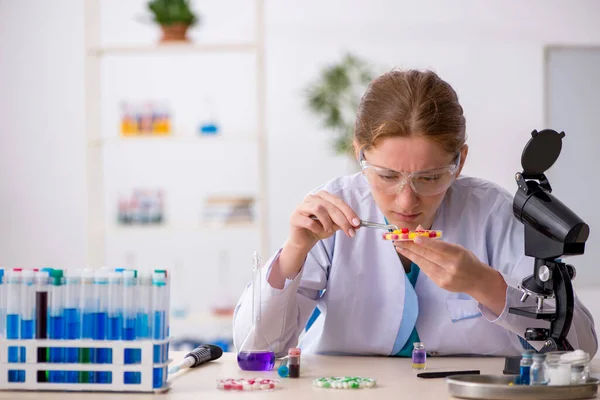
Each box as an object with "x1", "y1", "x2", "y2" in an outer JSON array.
[
  {"x1": 571, "y1": 364, "x2": 587, "y2": 385},
  {"x1": 546, "y1": 350, "x2": 590, "y2": 386},
  {"x1": 530, "y1": 353, "x2": 548, "y2": 385}
]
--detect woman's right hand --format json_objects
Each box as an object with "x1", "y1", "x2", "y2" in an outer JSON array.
[
  {"x1": 288, "y1": 190, "x2": 361, "y2": 252},
  {"x1": 270, "y1": 191, "x2": 360, "y2": 285}
]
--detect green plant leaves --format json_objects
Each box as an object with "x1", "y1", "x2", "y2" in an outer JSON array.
[
  {"x1": 304, "y1": 53, "x2": 374, "y2": 156},
  {"x1": 147, "y1": 0, "x2": 198, "y2": 26}
]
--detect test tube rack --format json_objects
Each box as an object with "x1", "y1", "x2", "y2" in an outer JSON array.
[{"x1": 0, "y1": 338, "x2": 170, "y2": 393}]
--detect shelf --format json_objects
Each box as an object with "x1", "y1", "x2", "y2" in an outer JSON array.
[
  {"x1": 89, "y1": 42, "x2": 258, "y2": 56},
  {"x1": 89, "y1": 135, "x2": 258, "y2": 147},
  {"x1": 107, "y1": 222, "x2": 258, "y2": 234}
]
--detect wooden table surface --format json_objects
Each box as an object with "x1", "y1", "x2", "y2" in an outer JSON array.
[{"x1": 1, "y1": 351, "x2": 598, "y2": 399}]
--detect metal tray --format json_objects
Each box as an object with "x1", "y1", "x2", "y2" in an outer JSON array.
[{"x1": 447, "y1": 374, "x2": 599, "y2": 400}]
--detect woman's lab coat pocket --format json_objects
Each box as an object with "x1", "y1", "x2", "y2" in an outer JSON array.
[
  {"x1": 445, "y1": 298, "x2": 482, "y2": 323},
  {"x1": 445, "y1": 298, "x2": 512, "y2": 355}
]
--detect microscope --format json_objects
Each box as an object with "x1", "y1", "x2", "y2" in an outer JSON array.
[{"x1": 504, "y1": 129, "x2": 589, "y2": 373}]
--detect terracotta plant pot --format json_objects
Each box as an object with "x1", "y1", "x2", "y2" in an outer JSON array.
[{"x1": 159, "y1": 23, "x2": 190, "y2": 42}]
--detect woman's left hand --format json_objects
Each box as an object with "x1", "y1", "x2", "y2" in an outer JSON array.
[{"x1": 394, "y1": 232, "x2": 508, "y2": 315}]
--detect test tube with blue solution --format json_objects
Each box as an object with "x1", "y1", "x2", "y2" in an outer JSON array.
[
  {"x1": 237, "y1": 251, "x2": 275, "y2": 371},
  {"x1": 107, "y1": 271, "x2": 122, "y2": 368},
  {"x1": 108, "y1": 272, "x2": 123, "y2": 343},
  {"x1": 0, "y1": 268, "x2": 5, "y2": 346},
  {"x1": 6, "y1": 270, "x2": 21, "y2": 382},
  {"x1": 94, "y1": 269, "x2": 111, "y2": 383},
  {"x1": 19, "y1": 270, "x2": 35, "y2": 383},
  {"x1": 154, "y1": 269, "x2": 169, "y2": 368},
  {"x1": 49, "y1": 269, "x2": 65, "y2": 383},
  {"x1": 135, "y1": 272, "x2": 151, "y2": 350},
  {"x1": 79, "y1": 269, "x2": 95, "y2": 383},
  {"x1": 151, "y1": 272, "x2": 167, "y2": 388},
  {"x1": 63, "y1": 269, "x2": 81, "y2": 384},
  {"x1": 122, "y1": 270, "x2": 139, "y2": 384}
]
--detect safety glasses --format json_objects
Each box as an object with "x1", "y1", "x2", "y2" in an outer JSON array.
[{"x1": 359, "y1": 150, "x2": 461, "y2": 196}]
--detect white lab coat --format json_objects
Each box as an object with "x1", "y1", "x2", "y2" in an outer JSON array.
[{"x1": 232, "y1": 173, "x2": 598, "y2": 358}]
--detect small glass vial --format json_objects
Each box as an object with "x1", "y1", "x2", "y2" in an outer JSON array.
[
  {"x1": 519, "y1": 350, "x2": 534, "y2": 385},
  {"x1": 288, "y1": 348, "x2": 301, "y2": 378},
  {"x1": 530, "y1": 353, "x2": 548, "y2": 385},
  {"x1": 571, "y1": 364, "x2": 587, "y2": 385},
  {"x1": 412, "y1": 342, "x2": 426, "y2": 370}
]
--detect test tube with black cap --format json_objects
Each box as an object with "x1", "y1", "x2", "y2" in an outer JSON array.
[{"x1": 34, "y1": 270, "x2": 49, "y2": 382}]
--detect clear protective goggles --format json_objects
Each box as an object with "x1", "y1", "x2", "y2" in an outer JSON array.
[{"x1": 359, "y1": 149, "x2": 461, "y2": 196}]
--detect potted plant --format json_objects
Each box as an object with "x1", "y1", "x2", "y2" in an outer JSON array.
[
  {"x1": 147, "y1": 0, "x2": 199, "y2": 42},
  {"x1": 305, "y1": 53, "x2": 374, "y2": 157}
]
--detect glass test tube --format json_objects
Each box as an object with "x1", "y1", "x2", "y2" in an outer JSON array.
[
  {"x1": 35, "y1": 270, "x2": 49, "y2": 383},
  {"x1": 122, "y1": 270, "x2": 139, "y2": 384},
  {"x1": 80, "y1": 268, "x2": 95, "y2": 383},
  {"x1": 94, "y1": 269, "x2": 110, "y2": 384},
  {"x1": 6, "y1": 270, "x2": 21, "y2": 383},
  {"x1": 135, "y1": 272, "x2": 152, "y2": 342},
  {"x1": 0, "y1": 268, "x2": 5, "y2": 341},
  {"x1": 154, "y1": 269, "x2": 169, "y2": 366},
  {"x1": 20, "y1": 270, "x2": 35, "y2": 383},
  {"x1": 151, "y1": 272, "x2": 167, "y2": 389},
  {"x1": 64, "y1": 269, "x2": 81, "y2": 384},
  {"x1": 107, "y1": 272, "x2": 123, "y2": 341},
  {"x1": 49, "y1": 269, "x2": 64, "y2": 383}
]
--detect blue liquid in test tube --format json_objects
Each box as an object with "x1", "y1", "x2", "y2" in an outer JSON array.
[
  {"x1": 19, "y1": 270, "x2": 35, "y2": 383},
  {"x1": 122, "y1": 270, "x2": 138, "y2": 384},
  {"x1": 5, "y1": 270, "x2": 21, "y2": 383},
  {"x1": 0, "y1": 269, "x2": 5, "y2": 344},
  {"x1": 63, "y1": 270, "x2": 81, "y2": 384},
  {"x1": 154, "y1": 269, "x2": 170, "y2": 366},
  {"x1": 107, "y1": 272, "x2": 122, "y2": 342},
  {"x1": 151, "y1": 272, "x2": 167, "y2": 389},
  {"x1": 135, "y1": 272, "x2": 152, "y2": 358},
  {"x1": 94, "y1": 269, "x2": 110, "y2": 384},
  {"x1": 107, "y1": 271, "x2": 122, "y2": 382},
  {"x1": 49, "y1": 269, "x2": 65, "y2": 383},
  {"x1": 80, "y1": 269, "x2": 95, "y2": 383}
]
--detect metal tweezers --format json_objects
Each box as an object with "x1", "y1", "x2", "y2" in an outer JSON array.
[{"x1": 310, "y1": 215, "x2": 398, "y2": 231}]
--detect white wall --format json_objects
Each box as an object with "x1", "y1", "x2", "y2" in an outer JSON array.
[
  {"x1": 265, "y1": 0, "x2": 600, "y2": 287},
  {"x1": 0, "y1": 0, "x2": 87, "y2": 269},
  {"x1": 1, "y1": 0, "x2": 599, "y2": 313}
]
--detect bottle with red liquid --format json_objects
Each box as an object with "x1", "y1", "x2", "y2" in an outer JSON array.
[
  {"x1": 237, "y1": 251, "x2": 275, "y2": 371},
  {"x1": 288, "y1": 348, "x2": 301, "y2": 378}
]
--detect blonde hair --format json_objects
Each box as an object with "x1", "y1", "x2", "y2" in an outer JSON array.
[{"x1": 355, "y1": 69, "x2": 466, "y2": 154}]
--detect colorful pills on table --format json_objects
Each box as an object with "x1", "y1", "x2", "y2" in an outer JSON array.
[
  {"x1": 382, "y1": 229, "x2": 443, "y2": 241},
  {"x1": 217, "y1": 378, "x2": 280, "y2": 391},
  {"x1": 313, "y1": 376, "x2": 377, "y2": 389}
]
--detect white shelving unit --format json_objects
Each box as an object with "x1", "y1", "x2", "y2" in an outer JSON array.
[{"x1": 83, "y1": 0, "x2": 268, "y2": 270}]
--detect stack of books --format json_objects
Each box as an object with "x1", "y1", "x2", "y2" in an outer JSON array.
[{"x1": 202, "y1": 196, "x2": 255, "y2": 226}]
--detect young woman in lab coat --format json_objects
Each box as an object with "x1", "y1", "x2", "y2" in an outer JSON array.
[{"x1": 233, "y1": 70, "x2": 597, "y2": 358}]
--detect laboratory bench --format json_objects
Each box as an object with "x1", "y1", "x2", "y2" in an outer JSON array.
[{"x1": 0, "y1": 352, "x2": 598, "y2": 399}]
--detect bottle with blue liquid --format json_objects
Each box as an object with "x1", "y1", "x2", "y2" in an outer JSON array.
[{"x1": 519, "y1": 350, "x2": 534, "y2": 385}]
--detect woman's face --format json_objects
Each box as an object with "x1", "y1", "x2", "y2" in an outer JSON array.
[{"x1": 360, "y1": 136, "x2": 467, "y2": 231}]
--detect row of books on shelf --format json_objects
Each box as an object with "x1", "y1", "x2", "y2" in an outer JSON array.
[{"x1": 117, "y1": 190, "x2": 255, "y2": 226}]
